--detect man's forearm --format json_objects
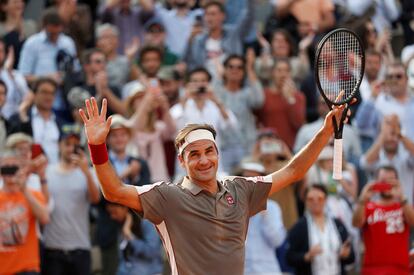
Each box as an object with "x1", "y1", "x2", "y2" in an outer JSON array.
[
  {"x1": 352, "y1": 201, "x2": 366, "y2": 228},
  {"x1": 94, "y1": 162, "x2": 142, "y2": 211}
]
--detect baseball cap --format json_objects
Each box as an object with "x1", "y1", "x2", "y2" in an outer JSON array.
[
  {"x1": 6, "y1": 132, "x2": 33, "y2": 149},
  {"x1": 144, "y1": 17, "x2": 165, "y2": 32},
  {"x1": 240, "y1": 161, "x2": 266, "y2": 175},
  {"x1": 157, "y1": 66, "x2": 178, "y2": 81},
  {"x1": 318, "y1": 146, "x2": 333, "y2": 161},
  {"x1": 110, "y1": 114, "x2": 132, "y2": 131},
  {"x1": 59, "y1": 124, "x2": 81, "y2": 141}
]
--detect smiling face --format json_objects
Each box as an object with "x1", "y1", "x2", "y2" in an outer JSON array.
[{"x1": 178, "y1": 139, "x2": 218, "y2": 186}]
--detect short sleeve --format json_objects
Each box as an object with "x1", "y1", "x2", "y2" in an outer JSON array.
[
  {"x1": 135, "y1": 182, "x2": 169, "y2": 225},
  {"x1": 230, "y1": 176, "x2": 272, "y2": 217}
]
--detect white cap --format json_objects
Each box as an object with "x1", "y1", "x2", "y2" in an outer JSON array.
[{"x1": 240, "y1": 162, "x2": 266, "y2": 174}]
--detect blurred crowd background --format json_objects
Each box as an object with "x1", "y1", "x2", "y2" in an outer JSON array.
[{"x1": 1, "y1": 0, "x2": 414, "y2": 274}]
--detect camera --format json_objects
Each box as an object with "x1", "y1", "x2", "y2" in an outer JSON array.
[
  {"x1": 197, "y1": 86, "x2": 207, "y2": 94},
  {"x1": 0, "y1": 165, "x2": 19, "y2": 176}
]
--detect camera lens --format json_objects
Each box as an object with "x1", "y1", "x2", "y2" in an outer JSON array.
[{"x1": 0, "y1": 165, "x2": 19, "y2": 176}]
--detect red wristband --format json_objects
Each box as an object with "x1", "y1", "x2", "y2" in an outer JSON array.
[{"x1": 88, "y1": 143, "x2": 108, "y2": 165}]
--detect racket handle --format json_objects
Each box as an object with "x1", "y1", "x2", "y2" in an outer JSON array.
[{"x1": 333, "y1": 138, "x2": 343, "y2": 180}]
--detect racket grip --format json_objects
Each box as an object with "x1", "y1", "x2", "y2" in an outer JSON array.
[{"x1": 333, "y1": 139, "x2": 343, "y2": 180}]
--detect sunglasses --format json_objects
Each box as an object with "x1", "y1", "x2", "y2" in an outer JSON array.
[
  {"x1": 0, "y1": 165, "x2": 19, "y2": 176},
  {"x1": 386, "y1": 73, "x2": 404, "y2": 80}
]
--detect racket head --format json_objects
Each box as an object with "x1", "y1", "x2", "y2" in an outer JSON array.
[{"x1": 315, "y1": 28, "x2": 365, "y2": 106}]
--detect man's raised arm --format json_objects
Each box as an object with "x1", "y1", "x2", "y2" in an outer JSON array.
[{"x1": 79, "y1": 97, "x2": 142, "y2": 212}]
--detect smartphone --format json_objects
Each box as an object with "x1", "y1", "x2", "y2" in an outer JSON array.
[
  {"x1": 371, "y1": 182, "x2": 392, "y2": 192},
  {"x1": 260, "y1": 142, "x2": 282, "y2": 154},
  {"x1": 195, "y1": 15, "x2": 203, "y2": 26},
  {"x1": 73, "y1": 144, "x2": 84, "y2": 155},
  {"x1": 31, "y1": 144, "x2": 44, "y2": 159},
  {"x1": 0, "y1": 165, "x2": 19, "y2": 176}
]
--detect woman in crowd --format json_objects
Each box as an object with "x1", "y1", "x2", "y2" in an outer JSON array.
[{"x1": 286, "y1": 184, "x2": 355, "y2": 275}]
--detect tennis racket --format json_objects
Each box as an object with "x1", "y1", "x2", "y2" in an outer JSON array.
[{"x1": 315, "y1": 28, "x2": 365, "y2": 180}]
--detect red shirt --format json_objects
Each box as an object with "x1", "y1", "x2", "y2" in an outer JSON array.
[{"x1": 362, "y1": 202, "x2": 410, "y2": 275}]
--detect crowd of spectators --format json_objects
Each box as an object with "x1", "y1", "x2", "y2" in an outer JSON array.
[{"x1": 1, "y1": 0, "x2": 414, "y2": 274}]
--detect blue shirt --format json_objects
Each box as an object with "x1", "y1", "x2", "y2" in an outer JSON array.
[
  {"x1": 244, "y1": 200, "x2": 286, "y2": 275},
  {"x1": 117, "y1": 219, "x2": 163, "y2": 275},
  {"x1": 18, "y1": 30, "x2": 77, "y2": 76}
]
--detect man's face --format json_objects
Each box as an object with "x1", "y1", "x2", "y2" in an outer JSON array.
[
  {"x1": 187, "y1": 71, "x2": 210, "y2": 98},
  {"x1": 376, "y1": 168, "x2": 399, "y2": 198},
  {"x1": 385, "y1": 65, "x2": 408, "y2": 98},
  {"x1": 204, "y1": 5, "x2": 225, "y2": 31},
  {"x1": 97, "y1": 29, "x2": 118, "y2": 55},
  {"x1": 45, "y1": 24, "x2": 63, "y2": 42},
  {"x1": 86, "y1": 52, "x2": 106, "y2": 75},
  {"x1": 59, "y1": 136, "x2": 80, "y2": 163},
  {"x1": 108, "y1": 128, "x2": 130, "y2": 154},
  {"x1": 179, "y1": 139, "x2": 218, "y2": 184},
  {"x1": 365, "y1": 54, "x2": 381, "y2": 81},
  {"x1": 160, "y1": 79, "x2": 179, "y2": 103},
  {"x1": 145, "y1": 25, "x2": 166, "y2": 46},
  {"x1": 224, "y1": 58, "x2": 244, "y2": 83},
  {"x1": 13, "y1": 141, "x2": 32, "y2": 160},
  {"x1": 141, "y1": 51, "x2": 161, "y2": 77},
  {"x1": 0, "y1": 84, "x2": 6, "y2": 108},
  {"x1": 34, "y1": 82, "x2": 56, "y2": 111}
]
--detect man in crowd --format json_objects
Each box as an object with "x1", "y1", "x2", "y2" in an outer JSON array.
[
  {"x1": 42, "y1": 125, "x2": 99, "y2": 275},
  {"x1": 78, "y1": 94, "x2": 348, "y2": 274},
  {"x1": 352, "y1": 165, "x2": 414, "y2": 274},
  {"x1": 8, "y1": 77, "x2": 64, "y2": 164}
]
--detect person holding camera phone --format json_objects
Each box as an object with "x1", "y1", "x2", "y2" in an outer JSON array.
[
  {"x1": 170, "y1": 67, "x2": 238, "y2": 176},
  {"x1": 42, "y1": 124, "x2": 99, "y2": 275},
  {"x1": 0, "y1": 150, "x2": 49, "y2": 275},
  {"x1": 352, "y1": 165, "x2": 414, "y2": 274}
]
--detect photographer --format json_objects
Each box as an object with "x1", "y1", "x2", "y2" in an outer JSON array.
[
  {"x1": 0, "y1": 150, "x2": 49, "y2": 275},
  {"x1": 352, "y1": 165, "x2": 414, "y2": 274},
  {"x1": 42, "y1": 124, "x2": 99, "y2": 275},
  {"x1": 170, "y1": 67, "x2": 238, "y2": 175}
]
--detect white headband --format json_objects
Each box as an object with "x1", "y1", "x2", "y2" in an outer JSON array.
[{"x1": 178, "y1": 129, "x2": 216, "y2": 155}]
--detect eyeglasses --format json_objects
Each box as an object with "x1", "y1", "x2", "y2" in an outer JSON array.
[
  {"x1": 148, "y1": 28, "x2": 164, "y2": 34},
  {"x1": 386, "y1": 73, "x2": 404, "y2": 80},
  {"x1": 226, "y1": 64, "x2": 244, "y2": 70}
]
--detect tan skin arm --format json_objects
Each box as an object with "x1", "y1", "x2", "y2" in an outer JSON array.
[
  {"x1": 79, "y1": 98, "x2": 143, "y2": 212},
  {"x1": 268, "y1": 104, "x2": 346, "y2": 196}
]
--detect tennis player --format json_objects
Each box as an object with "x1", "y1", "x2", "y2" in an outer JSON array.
[{"x1": 79, "y1": 97, "x2": 347, "y2": 275}]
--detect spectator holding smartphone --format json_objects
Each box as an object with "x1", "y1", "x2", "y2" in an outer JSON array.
[
  {"x1": 0, "y1": 150, "x2": 49, "y2": 275},
  {"x1": 352, "y1": 165, "x2": 414, "y2": 275}
]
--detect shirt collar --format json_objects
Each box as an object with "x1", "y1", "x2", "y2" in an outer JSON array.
[
  {"x1": 40, "y1": 30, "x2": 62, "y2": 44},
  {"x1": 181, "y1": 176, "x2": 230, "y2": 196},
  {"x1": 31, "y1": 106, "x2": 56, "y2": 120}
]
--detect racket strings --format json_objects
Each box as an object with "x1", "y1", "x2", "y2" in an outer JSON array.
[{"x1": 318, "y1": 31, "x2": 363, "y2": 103}]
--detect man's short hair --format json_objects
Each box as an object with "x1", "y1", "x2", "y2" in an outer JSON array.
[
  {"x1": 374, "y1": 165, "x2": 399, "y2": 180},
  {"x1": 33, "y1": 77, "x2": 58, "y2": 94},
  {"x1": 139, "y1": 45, "x2": 163, "y2": 62},
  {"x1": 186, "y1": 67, "x2": 212, "y2": 83},
  {"x1": 81, "y1": 48, "x2": 105, "y2": 65},
  {"x1": 95, "y1": 23, "x2": 119, "y2": 39},
  {"x1": 175, "y1": 124, "x2": 217, "y2": 154},
  {"x1": 42, "y1": 7, "x2": 63, "y2": 27},
  {"x1": 304, "y1": 184, "x2": 328, "y2": 199},
  {"x1": 203, "y1": 1, "x2": 226, "y2": 13}
]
